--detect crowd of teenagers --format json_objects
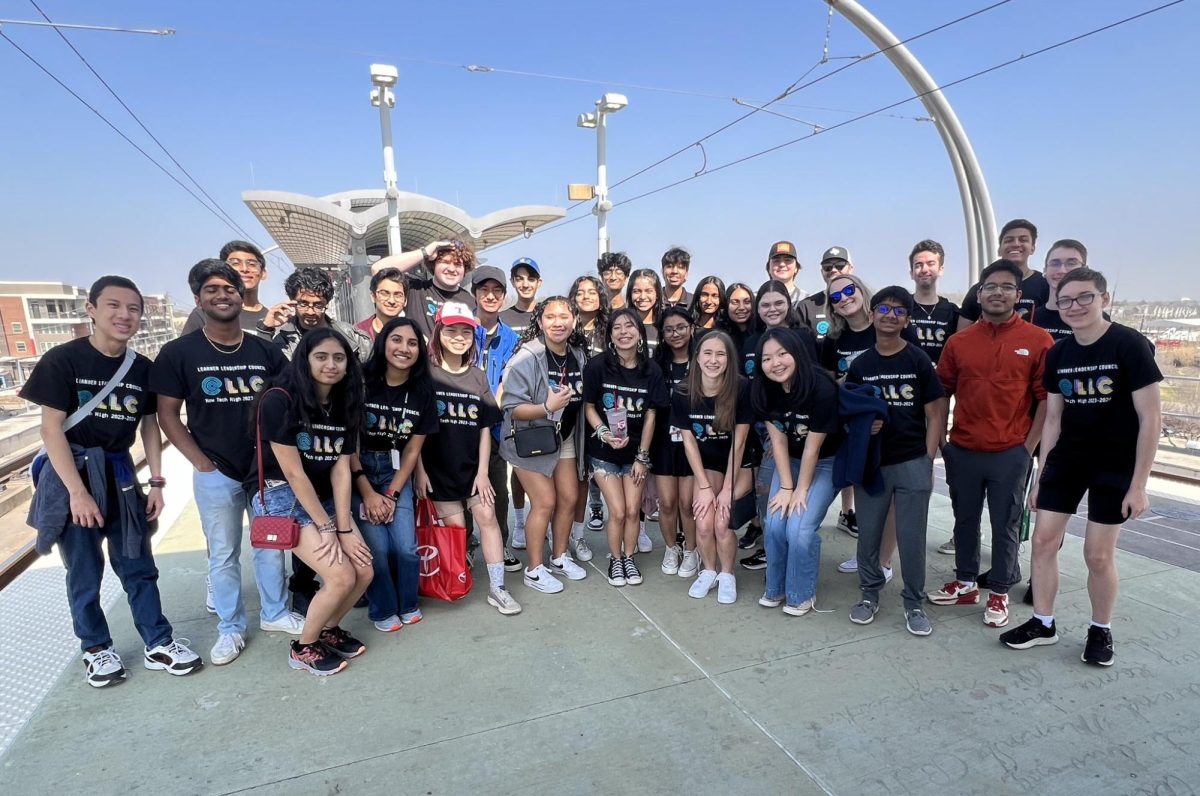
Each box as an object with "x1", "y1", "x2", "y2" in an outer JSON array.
[{"x1": 22, "y1": 219, "x2": 1163, "y2": 684}]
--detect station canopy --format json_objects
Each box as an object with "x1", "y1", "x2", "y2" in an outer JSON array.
[{"x1": 242, "y1": 189, "x2": 565, "y2": 266}]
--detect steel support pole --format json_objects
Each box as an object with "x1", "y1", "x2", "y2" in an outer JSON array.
[
  {"x1": 825, "y1": 0, "x2": 996, "y2": 283},
  {"x1": 595, "y1": 109, "x2": 610, "y2": 260}
]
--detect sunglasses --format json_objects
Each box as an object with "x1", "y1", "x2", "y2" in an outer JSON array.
[
  {"x1": 828, "y1": 284, "x2": 857, "y2": 303},
  {"x1": 874, "y1": 305, "x2": 908, "y2": 317}
]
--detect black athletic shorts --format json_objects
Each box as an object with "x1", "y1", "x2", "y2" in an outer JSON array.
[{"x1": 1036, "y1": 452, "x2": 1132, "y2": 526}]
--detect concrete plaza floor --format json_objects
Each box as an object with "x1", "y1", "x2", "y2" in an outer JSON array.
[{"x1": 1, "y1": 447, "x2": 1199, "y2": 795}]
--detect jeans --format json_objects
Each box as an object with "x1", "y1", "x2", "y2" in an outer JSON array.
[
  {"x1": 763, "y1": 457, "x2": 837, "y2": 605},
  {"x1": 59, "y1": 496, "x2": 172, "y2": 652},
  {"x1": 194, "y1": 469, "x2": 290, "y2": 633},
  {"x1": 352, "y1": 451, "x2": 418, "y2": 620},
  {"x1": 855, "y1": 456, "x2": 934, "y2": 610}
]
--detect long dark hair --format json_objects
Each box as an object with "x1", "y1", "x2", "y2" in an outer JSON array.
[
  {"x1": 688, "y1": 275, "x2": 727, "y2": 327},
  {"x1": 570, "y1": 274, "x2": 609, "y2": 358},
  {"x1": 625, "y1": 268, "x2": 664, "y2": 325},
  {"x1": 685, "y1": 330, "x2": 740, "y2": 433},
  {"x1": 515, "y1": 296, "x2": 587, "y2": 353},
  {"x1": 604, "y1": 307, "x2": 650, "y2": 375},
  {"x1": 750, "y1": 279, "x2": 802, "y2": 335},
  {"x1": 265, "y1": 326, "x2": 364, "y2": 443},
  {"x1": 750, "y1": 327, "x2": 830, "y2": 418},
  {"x1": 654, "y1": 305, "x2": 694, "y2": 371},
  {"x1": 363, "y1": 316, "x2": 430, "y2": 388}
]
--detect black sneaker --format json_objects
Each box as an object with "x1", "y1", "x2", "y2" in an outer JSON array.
[
  {"x1": 587, "y1": 507, "x2": 605, "y2": 532},
  {"x1": 837, "y1": 510, "x2": 858, "y2": 538},
  {"x1": 740, "y1": 549, "x2": 767, "y2": 571},
  {"x1": 319, "y1": 626, "x2": 367, "y2": 659},
  {"x1": 606, "y1": 555, "x2": 627, "y2": 587},
  {"x1": 289, "y1": 640, "x2": 347, "y2": 676},
  {"x1": 1081, "y1": 625, "x2": 1114, "y2": 666},
  {"x1": 503, "y1": 553, "x2": 523, "y2": 572},
  {"x1": 738, "y1": 525, "x2": 762, "y2": 550},
  {"x1": 999, "y1": 617, "x2": 1059, "y2": 649},
  {"x1": 622, "y1": 556, "x2": 643, "y2": 585}
]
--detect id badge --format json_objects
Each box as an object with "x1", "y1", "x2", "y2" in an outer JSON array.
[
  {"x1": 670, "y1": 425, "x2": 683, "y2": 443},
  {"x1": 390, "y1": 448, "x2": 401, "y2": 469}
]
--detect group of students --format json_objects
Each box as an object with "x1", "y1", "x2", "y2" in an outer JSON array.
[{"x1": 21, "y1": 218, "x2": 1162, "y2": 685}]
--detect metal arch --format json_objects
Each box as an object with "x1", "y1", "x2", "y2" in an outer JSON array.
[{"x1": 825, "y1": 0, "x2": 997, "y2": 282}]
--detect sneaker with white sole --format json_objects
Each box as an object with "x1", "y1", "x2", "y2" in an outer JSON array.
[
  {"x1": 937, "y1": 537, "x2": 956, "y2": 555},
  {"x1": 782, "y1": 599, "x2": 813, "y2": 616},
  {"x1": 550, "y1": 554, "x2": 587, "y2": 581},
  {"x1": 524, "y1": 564, "x2": 565, "y2": 594},
  {"x1": 82, "y1": 647, "x2": 127, "y2": 688},
  {"x1": 984, "y1": 592, "x2": 1010, "y2": 627},
  {"x1": 661, "y1": 544, "x2": 682, "y2": 575},
  {"x1": 571, "y1": 535, "x2": 594, "y2": 562},
  {"x1": 740, "y1": 549, "x2": 767, "y2": 570},
  {"x1": 400, "y1": 609, "x2": 423, "y2": 625},
  {"x1": 838, "y1": 557, "x2": 858, "y2": 573},
  {"x1": 883, "y1": 566, "x2": 893, "y2": 584},
  {"x1": 637, "y1": 525, "x2": 654, "y2": 553},
  {"x1": 260, "y1": 611, "x2": 306, "y2": 635},
  {"x1": 838, "y1": 510, "x2": 859, "y2": 538},
  {"x1": 1081, "y1": 625, "x2": 1114, "y2": 666},
  {"x1": 1000, "y1": 617, "x2": 1058, "y2": 649},
  {"x1": 373, "y1": 616, "x2": 403, "y2": 633},
  {"x1": 928, "y1": 580, "x2": 980, "y2": 606},
  {"x1": 512, "y1": 524, "x2": 527, "y2": 550},
  {"x1": 689, "y1": 569, "x2": 717, "y2": 599},
  {"x1": 758, "y1": 594, "x2": 784, "y2": 608},
  {"x1": 606, "y1": 555, "x2": 627, "y2": 587},
  {"x1": 622, "y1": 556, "x2": 643, "y2": 585},
  {"x1": 587, "y1": 508, "x2": 605, "y2": 532},
  {"x1": 288, "y1": 640, "x2": 346, "y2": 676},
  {"x1": 210, "y1": 632, "x2": 246, "y2": 666},
  {"x1": 849, "y1": 599, "x2": 879, "y2": 625},
  {"x1": 144, "y1": 638, "x2": 203, "y2": 676},
  {"x1": 503, "y1": 551, "x2": 523, "y2": 572},
  {"x1": 678, "y1": 548, "x2": 701, "y2": 578},
  {"x1": 487, "y1": 587, "x2": 522, "y2": 615},
  {"x1": 906, "y1": 608, "x2": 933, "y2": 636},
  {"x1": 716, "y1": 572, "x2": 737, "y2": 604}
]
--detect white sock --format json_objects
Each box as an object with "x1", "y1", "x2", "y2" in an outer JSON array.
[
  {"x1": 1090, "y1": 620, "x2": 1111, "y2": 629},
  {"x1": 960, "y1": 581, "x2": 976, "y2": 590},
  {"x1": 487, "y1": 562, "x2": 505, "y2": 590},
  {"x1": 1033, "y1": 612, "x2": 1054, "y2": 628},
  {"x1": 570, "y1": 521, "x2": 584, "y2": 540}
]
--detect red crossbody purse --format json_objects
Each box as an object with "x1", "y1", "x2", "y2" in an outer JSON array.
[{"x1": 250, "y1": 387, "x2": 301, "y2": 550}]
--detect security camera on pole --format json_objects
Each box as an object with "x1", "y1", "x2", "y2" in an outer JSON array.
[{"x1": 569, "y1": 93, "x2": 628, "y2": 261}]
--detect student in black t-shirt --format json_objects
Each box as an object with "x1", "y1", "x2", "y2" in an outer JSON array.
[
  {"x1": 370, "y1": 239, "x2": 478, "y2": 340},
  {"x1": 675, "y1": 331, "x2": 753, "y2": 605},
  {"x1": 653, "y1": 307, "x2": 699, "y2": 579},
  {"x1": 843, "y1": 286, "x2": 947, "y2": 636},
  {"x1": 570, "y1": 275, "x2": 611, "y2": 534},
  {"x1": 499, "y1": 257, "x2": 542, "y2": 329},
  {"x1": 722, "y1": 282, "x2": 765, "y2": 552},
  {"x1": 600, "y1": 251, "x2": 632, "y2": 311},
  {"x1": 750, "y1": 328, "x2": 842, "y2": 616},
  {"x1": 1001, "y1": 268, "x2": 1163, "y2": 666},
  {"x1": 23, "y1": 276, "x2": 202, "y2": 687},
  {"x1": 958, "y1": 219, "x2": 1050, "y2": 328},
  {"x1": 907, "y1": 239, "x2": 959, "y2": 365},
  {"x1": 249, "y1": 328, "x2": 373, "y2": 676},
  {"x1": 689, "y1": 276, "x2": 726, "y2": 333},
  {"x1": 583, "y1": 308, "x2": 669, "y2": 588},
  {"x1": 258, "y1": 267, "x2": 373, "y2": 362},
  {"x1": 154, "y1": 260, "x2": 295, "y2": 668},
  {"x1": 626, "y1": 268, "x2": 665, "y2": 358},
  {"x1": 661, "y1": 247, "x2": 693, "y2": 308},
  {"x1": 351, "y1": 317, "x2": 439, "y2": 632},
  {"x1": 413, "y1": 302, "x2": 517, "y2": 616},
  {"x1": 500, "y1": 297, "x2": 591, "y2": 596}
]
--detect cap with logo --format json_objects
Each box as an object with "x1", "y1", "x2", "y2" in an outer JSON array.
[
  {"x1": 821, "y1": 246, "x2": 852, "y2": 264},
  {"x1": 435, "y1": 300, "x2": 479, "y2": 328},
  {"x1": 510, "y1": 257, "x2": 541, "y2": 277},
  {"x1": 768, "y1": 241, "x2": 798, "y2": 260},
  {"x1": 471, "y1": 265, "x2": 507, "y2": 291}
]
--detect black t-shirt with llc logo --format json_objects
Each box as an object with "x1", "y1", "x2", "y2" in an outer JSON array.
[
  {"x1": 362, "y1": 378, "x2": 440, "y2": 453},
  {"x1": 583, "y1": 356, "x2": 669, "y2": 466},
  {"x1": 151, "y1": 330, "x2": 287, "y2": 480},
  {"x1": 764, "y1": 368, "x2": 842, "y2": 461},
  {"x1": 909, "y1": 297, "x2": 959, "y2": 365},
  {"x1": 670, "y1": 379, "x2": 754, "y2": 472},
  {"x1": 404, "y1": 278, "x2": 475, "y2": 340},
  {"x1": 845, "y1": 343, "x2": 944, "y2": 466},
  {"x1": 19, "y1": 337, "x2": 156, "y2": 453},
  {"x1": 251, "y1": 388, "x2": 356, "y2": 500},
  {"x1": 424, "y1": 366, "x2": 501, "y2": 500},
  {"x1": 1044, "y1": 323, "x2": 1162, "y2": 465},
  {"x1": 959, "y1": 270, "x2": 1050, "y2": 323},
  {"x1": 546, "y1": 349, "x2": 585, "y2": 441}
]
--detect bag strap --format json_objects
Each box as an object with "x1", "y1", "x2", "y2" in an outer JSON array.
[
  {"x1": 416, "y1": 497, "x2": 439, "y2": 527},
  {"x1": 255, "y1": 387, "x2": 290, "y2": 506},
  {"x1": 65, "y1": 348, "x2": 136, "y2": 432}
]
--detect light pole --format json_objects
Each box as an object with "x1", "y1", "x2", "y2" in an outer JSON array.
[
  {"x1": 577, "y1": 93, "x2": 628, "y2": 262},
  {"x1": 359, "y1": 63, "x2": 401, "y2": 323}
]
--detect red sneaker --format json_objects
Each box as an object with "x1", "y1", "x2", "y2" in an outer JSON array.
[
  {"x1": 984, "y1": 592, "x2": 1010, "y2": 627},
  {"x1": 928, "y1": 580, "x2": 981, "y2": 606}
]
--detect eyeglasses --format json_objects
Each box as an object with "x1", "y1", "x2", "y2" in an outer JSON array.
[
  {"x1": 874, "y1": 305, "x2": 908, "y2": 317},
  {"x1": 295, "y1": 301, "x2": 328, "y2": 312},
  {"x1": 373, "y1": 289, "x2": 406, "y2": 301},
  {"x1": 1055, "y1": 292, "x2": 1099, "y2": 310},
  {"x1": 663, "y1": 324, "x2": 691, "y2": 337},
  {"x1": 1046, "y1": 258, "x2": 1084, "y2": 270},
  {"x1": 980, "y1": 283, "x2": 1018, "y2": 295},
  {"x1": 828, "y1": 284, "x2": 857, "y2": 303},
  {"x1": 226, "y1": 258, "x2": 262, "y2": 269},
  {"x1": 821, "y1": 261, "x2": 849, "y2": 273}
]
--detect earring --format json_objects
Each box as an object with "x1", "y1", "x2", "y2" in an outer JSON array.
[
  {"x1": 637, "y1": 339, "x2": 644, "y2": 352},
  {"x1": 608, "y1": 342, "x2": 617, "y2": 355}
]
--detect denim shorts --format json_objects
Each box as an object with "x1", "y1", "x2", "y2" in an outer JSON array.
[
  {"x1": 590, "y1": 457, "x2": 634, "y2": 478},
  {"x1": 251, "y1": 482, "x2": 335, "y2": 529}
]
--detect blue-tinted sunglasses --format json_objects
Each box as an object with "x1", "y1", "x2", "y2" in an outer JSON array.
[
  {"x1": 828, "y1": 284, "x2": 857, "y2": 303},
  {"x1": 874, "y1": 305, "x2": 908, "y2": 317}
]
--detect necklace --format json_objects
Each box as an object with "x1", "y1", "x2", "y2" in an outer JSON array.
[
  {"x1": 202, "y1": 328, "x2": 244, "y2": 354},
  {"x1": 914, "y1": 301, "x2": 937, "y2": 320}
]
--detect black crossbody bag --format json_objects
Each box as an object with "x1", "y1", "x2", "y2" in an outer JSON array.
[{"x1": 508, "y1": 417, "x2": 560, "y2": 458}]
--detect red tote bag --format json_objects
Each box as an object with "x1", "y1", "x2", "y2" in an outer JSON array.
[{"x1": 415, "y1": 498, "x2": 474, "y2": 602}]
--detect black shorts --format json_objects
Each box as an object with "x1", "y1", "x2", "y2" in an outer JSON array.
[
  {"x1": 652, "y1": 440, "x2": 689, "y2": 478},
  {"x1": 1036, "y1": 454, "x2": 1132, "y2": 526}
]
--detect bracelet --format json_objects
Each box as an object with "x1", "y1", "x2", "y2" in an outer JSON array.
[
  {"x1": 779, "y1": 486, "x2": 794, "y2": 491},
  {"x1": 593, "y1": 425, "x2": 610, "y2": 439},
  {"x1": 383, "y1": 489, "x2": 399, "y2": 502},
  {"x1": 335, "y1": 528, "x2": 353, "y2": 535},
  {"x1": 148, "y1": 476, "x2": 166, "y2": 489},
  {"x1": 543, "y1": 401, "x2": 554, "y2": 419},
  {"x1": 317, "y1": 519, "x2": 337, "y2": 534},
  {"x1": 351, "y1": 469, "x2": 366, "y2": 482},
  {"x1": 698, "y1": 484, "x2": 712, "y2": 491}
]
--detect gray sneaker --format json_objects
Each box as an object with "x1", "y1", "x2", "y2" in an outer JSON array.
[
  {"x1": 849, "y1": 599, "x2": 879, "y2": 625},
  {"x1": 906, "y1": 608, "x2": 933, "y2": 636},
  {"x1": 937, "y1": 538, "x2": 955, "y2": 555}
]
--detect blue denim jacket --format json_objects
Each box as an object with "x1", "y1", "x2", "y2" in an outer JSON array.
[{"x1": 475, "y1": 321, "x2": 520, "y2": 442}]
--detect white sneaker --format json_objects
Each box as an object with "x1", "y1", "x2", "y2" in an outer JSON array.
[
  {"x1": 716, "y1": 572, "x2": 737, "y2": 604},
  {"x1": 838, "y1": 558, "x2": 858, "y2": 573},
  {"x1": 883, "y1": 566, "x2": 894, "y2": 584},
  {"x1": 678, "y1": 548, "x2": 701, "y2": 578},
  {"x1": 661, "y1": 544, "x2": 682, "y2": 575},
  {"x1": 512, "y1": 523, "x2": 527, "y2": 550},
  {"x1": 82, "y1": 647, "x2": 127, "y2": 688},
  {"x1": 637, "y1": 524, "x2": 654, "y2": 553},
  {"x1": 144, "y1": 638, "x2": 203, "y2": 675},
  {"x1": 487, "y1": 586, "x2": 522, "y2": 615},
  {"x1": 758, "y1": 594, "x2": 784, "y2": 608},
  {"x1": 550, "y1": 554, "x2": 587, "y2": 581},
  {"x1": 782, "y1": 599, "x2": 814, "y2": 616},
  {"x1": 210, "y1": 632, "x2": 246, "y2": 666},
  {"x1": 524, "y1": 564, "x2": 565, "y2": 594},
  {"x1": 260, "y1": 611, "x2": 305, "y2": 635},
  {"x1": 689, "y1": 569, "x2": 718, "y2": 599},
  {"x1": 571, "y1": 535, "x2": 594, "y2": 562},
  {"x1": 205, "y1": 576, "x2": 216, "y2": 615}
]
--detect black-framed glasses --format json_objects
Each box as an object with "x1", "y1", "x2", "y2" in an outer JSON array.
[
  {"x1": 663, "y1": 324, "x2": 691, "y2": 337},
  {"x1": 1055, "y1": 292, "x2": 1099, "y2": 310},
  {"x1": 874, "y1": 305, "x2": 908, "y2": 317},
  {"x1": 828, "y1": 284, "x2": 857, "y2": 303},
  {"x1": 295, "y1": 301, "x2": 327, "y2": 312}
]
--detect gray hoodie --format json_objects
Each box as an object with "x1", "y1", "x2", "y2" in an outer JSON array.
[{"x1": 498, "y1": 338, "x2": 587, "y2": 479}]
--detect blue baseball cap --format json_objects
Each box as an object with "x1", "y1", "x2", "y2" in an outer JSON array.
[{"x1": 510, "y1": 257, "x2": 540, "y2": 277}]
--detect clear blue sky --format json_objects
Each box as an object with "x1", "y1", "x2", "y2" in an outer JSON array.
[{"x1": 1, "y1": 0, "x2": 1196, "y2": 306}]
